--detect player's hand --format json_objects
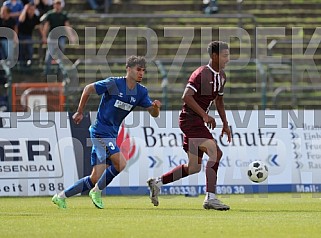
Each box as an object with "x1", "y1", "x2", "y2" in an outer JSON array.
[
  {"x1": 203, "y1": 114, "x2": 216, "y2": 130},
  {"x1": 152, "y1": 100, "x2": 161, "y2": 108},
  {"x1": 221, "y1": 123, "x2": 232, "y2": 143},
  {"x1": 148, "y1": 100, "x2": 161, "y2": 117},
  {"x1": 72, "y1": 111, "x2": 83, "y2": 125}
]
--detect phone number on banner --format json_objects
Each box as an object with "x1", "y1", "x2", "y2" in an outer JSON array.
[{"x1": 161, "y1": 185, "x2": 246, "y2": 195}]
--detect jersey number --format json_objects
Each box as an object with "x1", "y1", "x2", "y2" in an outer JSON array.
[{"x1": 108, "y1": 142, "x2": 115, "y2": 150}]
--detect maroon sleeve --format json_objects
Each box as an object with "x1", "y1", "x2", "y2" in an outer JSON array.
[{"x1": 186, "y1": 66, "x2": 202, "y2": 93}]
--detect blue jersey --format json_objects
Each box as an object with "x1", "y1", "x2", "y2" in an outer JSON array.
[{"x1": 90, "y1": 77, "x2": 153, "y2": 137}]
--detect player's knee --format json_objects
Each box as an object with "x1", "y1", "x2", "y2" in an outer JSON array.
[
  {"x1": 206, "y1": 160, "x2": 216, "y2": 168},
  {"x1": 115, "y1": 159, "x2": 127, "y2": 172},
  {"x1": 217, "y1": 148, "x2": 223, "y2": 160},
  {"x1": 207, "y1": 145, "x2": 222, "y2": 161},
  {"x1": 189, "y1": 165, "x2": 201, "y2": 174},
  {"x1": 90, "y1": 174, "x2": 99, "y2": 184},
  {"x1": 118, "y1": 163, "x2": 126, "y2": 172}
]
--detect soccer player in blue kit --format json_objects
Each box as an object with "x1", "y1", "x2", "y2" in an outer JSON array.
[{"x1": 52, "y1": 56, "x2": 161, "y2": 209}]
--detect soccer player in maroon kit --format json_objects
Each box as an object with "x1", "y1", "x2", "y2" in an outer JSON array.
[{"x1": 147, "y1": 41, "x2": 232, "y2": 210}]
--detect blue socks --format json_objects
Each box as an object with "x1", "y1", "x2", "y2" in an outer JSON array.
[
  {"x1": 63, "y1": 166, "x2": 120, "y2": 197},
  {"x1": 64, "y1": 176, "x2": 94, "y2": 197},
  {"x1": 97, "y1": 165, "x2": 120, "y2": 190}
]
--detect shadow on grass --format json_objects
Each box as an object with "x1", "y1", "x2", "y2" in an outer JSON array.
[
  {"x1": 105, "y1": 207, "x2": 223, "y2": 212},
  {"x1": 235, "y1": 209, "x2": 321, "y2": 213},
  {"x1": 0, "y1": 212, "x2": 44, "y2": 216}
]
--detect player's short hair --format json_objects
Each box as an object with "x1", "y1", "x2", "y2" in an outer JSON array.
[
  {"x1": 207, "y1": 41, "x2": 229, "y2": 56},
  {"x1": 126, "y1": 56, "x2": 146, "y2": 68}
]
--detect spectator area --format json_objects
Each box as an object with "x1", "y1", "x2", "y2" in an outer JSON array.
[{"x1": 7, "y1": 0, "x2": 321, "y2": 111}]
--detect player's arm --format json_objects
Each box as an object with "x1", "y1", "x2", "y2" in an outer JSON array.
[
  {"x1": 215, "y1": 95, "x2": 231, "y2": 142},
  {"x1": 147, "y1": 100, "x2": 161, "y2": 117},
  {"x1": 72, "y1": 83, "x2": 96, "y2": 124},
  {"x1": 182, "y1": 87, "x2": 216, "y2": 129}
]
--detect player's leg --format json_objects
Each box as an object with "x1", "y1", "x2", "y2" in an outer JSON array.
[
  {"x1": 147, "y1": 160, "x2": 192, "y2": 206},
  {"x1": 200, "y1": 139, "x2": 229, "y2": 211},
  {"x1": 147, "y1": 136, "x2": 203, "y2": 206},
  {"x1": 52, "y1": 164, "x2": 106, "y2": 209},
  {"x1": 63, "y1": 164, "x2": 107, "y2": 196},
  {"x1": 52, "y1": 146, "x2": 108, "y2": 209},
  {"x1": 90, "y1": 153, "x2": 126, "y2": 209},
  {"x1": 93, "y1": 152, "x2": 126, "y2": 191},
  {"x1": 89, "y1": 137, "x2": 126, "y2": 209}
]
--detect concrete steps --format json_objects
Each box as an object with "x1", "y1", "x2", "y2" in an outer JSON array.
[{"x1": 10, "y1": 0, "x2": 321, "y2": 110}]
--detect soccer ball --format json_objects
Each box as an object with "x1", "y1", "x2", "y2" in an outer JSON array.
[{"x1": 247, "y1": 160, "x2": 268, "y2": 183}]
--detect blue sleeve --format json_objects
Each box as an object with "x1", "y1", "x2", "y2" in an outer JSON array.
[
  {"x1": 94, "y1": 78, "x2": 116, "y2": 95},
  {"x1": 138, "y1": 87, "x2": 153, "y2": 108}
]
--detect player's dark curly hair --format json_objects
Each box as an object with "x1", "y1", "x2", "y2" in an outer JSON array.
[
  {"x1": 207, "y1": 41, "x2": 229, "y2": 56},
  {"x1": 126, "y1": 55, "x2": 146, "y2": 68}
]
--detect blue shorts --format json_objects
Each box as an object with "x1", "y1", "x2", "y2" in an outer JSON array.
[{"x1": 90, "y1": 130, "x2": 119, "y2": 166}]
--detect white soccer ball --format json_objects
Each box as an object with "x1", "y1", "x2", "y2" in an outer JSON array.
[{"x1": 247, "y1": 160, "x2": 268, "y2": 183}]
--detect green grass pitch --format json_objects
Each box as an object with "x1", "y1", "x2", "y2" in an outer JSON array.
[{"x1": 1, "y1": 193, "x2": 321, "y2": 238}]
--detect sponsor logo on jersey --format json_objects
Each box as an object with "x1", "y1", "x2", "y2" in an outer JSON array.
[
  {"x1": 130, "y1": 96, "x2": 136, "y2": 103},
  {"x1": 114, "y1": 99, "x2": 133, "y2": 111}
]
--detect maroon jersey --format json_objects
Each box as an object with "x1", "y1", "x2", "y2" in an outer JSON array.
[
  {"x1": 179, "y1": 64, "x2": 227, "y2": 156},
  {"x1": 179, "y1": 64, "x2": 227, "y2": 127}
]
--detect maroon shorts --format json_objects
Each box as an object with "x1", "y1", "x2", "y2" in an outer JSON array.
[{"x1": 180, "y1": 123, "x2": 214, "y2": 158}]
